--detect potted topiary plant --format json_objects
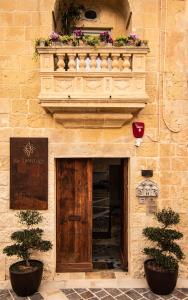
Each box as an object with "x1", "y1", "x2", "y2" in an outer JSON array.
[
  {"x1": 3, "y1": 210, "x2": 52, "y2": 297},
  {"x1": 143, "y1": 208, "x2": 184, "y2": 295}
]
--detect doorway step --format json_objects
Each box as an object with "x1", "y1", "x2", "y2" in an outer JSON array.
[{"x1": 93, "y1": 245, "x2": 122, "y2": 271}]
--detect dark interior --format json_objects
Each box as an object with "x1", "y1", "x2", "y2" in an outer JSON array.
[{"x1": 92, "y1": 158, "x2": 122, "y2": 270}]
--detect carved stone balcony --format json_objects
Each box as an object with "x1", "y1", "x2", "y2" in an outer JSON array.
[{"x1": 38, "y1": 46, "x2": 149, "y2": 128}]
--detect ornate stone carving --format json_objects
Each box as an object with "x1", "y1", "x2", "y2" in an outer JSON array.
[
  {"x1": 57, "y1": 55, "x2": 65, "y2": 71},
  {"x1": 55, "y1": 79, "x2": 73, "y2": 92},
  {"x1": 90, "y1": 54, "x2": 97, "y2": 72},
  {"x1": 122, "y1": 55, "x2": 131, "y2": 71},
  {"x1": 136, "y1": 179, "x2": 159, "y2": 198},
  {"x1": 113, "y1": 79, "x2": 130, "y2": 91},
  {"x1": 105, "y1": 78, "x2": 111, "y2": 91},
  {"x1": 37, "y1": 46, "x2": 149, "y2": 128},
  {"x1": 79, "y1": 54, "x2": 86, "y2": 71},
  {"x1": 111, "y1": 54, "x2": 120, "y2": 72},
  {"x1": 68, "y1": 54, "x2": 76, "y2": 72},
  {"x1": 101, "y1": 54, "x2": 109, "y2": 71},
  {"x1": 85, "y1": 79, "x2": 102, "y2": 91},
  {"x1": 135, "y1": 78, "x2": 144, "y2": 90}
]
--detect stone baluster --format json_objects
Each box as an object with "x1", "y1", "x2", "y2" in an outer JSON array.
[
  {"x1": 90, "y1": 54, "x2": 97, "y2": 72},
  {"x1": 57, "y1": 55, "x2": 65, "y2": 71},
  {"x1": 68, "y1": 53, "x2": 76, "y2": 72},
  {"x1": 111, "y1": 54, "x2": 120, "y2": 72},
  {"x1": 122, "y1": 55, "x2": 131, "y2": 71},
  {"x1": 79, "y1": 54, "x2": 86, "y2": 72},
  {"x1": 101, "y1": 54, "x2": 109, "y2": 71}
]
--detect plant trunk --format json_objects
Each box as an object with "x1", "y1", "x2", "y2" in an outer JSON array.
[{"x1": 25, "y1": 259, "x2": 30, "y2": 267}]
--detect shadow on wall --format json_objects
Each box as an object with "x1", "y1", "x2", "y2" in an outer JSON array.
[{"x1": 53, "y1": 0, "x2": 132, "y2": 37}]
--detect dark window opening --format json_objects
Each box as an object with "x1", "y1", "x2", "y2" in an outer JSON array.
[{"x1": 85, "y1": 10, "x2": 97, "y2": 20}]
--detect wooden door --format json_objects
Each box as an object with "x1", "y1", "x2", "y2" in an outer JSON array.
[
  {"x1": 120, "y1": 159, "x2": 128, "y2": 270},
  {"x1": 56, "y1": 159, "x2": 93, "y2": 272}
]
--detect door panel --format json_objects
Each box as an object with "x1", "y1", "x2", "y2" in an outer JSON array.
[
  {"x1": 56, "y1": 159, "x2": 93, "y2": 272},
  {"x1": 120, "y1": 159, "x2": 128, "y2": 269}
]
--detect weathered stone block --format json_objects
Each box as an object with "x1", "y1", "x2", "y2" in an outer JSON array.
[
  {"x1": 0, "y1": 114, "x2": 9, "y2": 127},
  {"x1": 3, "y1": 27, "x2": 25, "y2": 41},
  {"x1": 16, "y1": 0, "x2": 39, "y2": 11},
  {"x1": 0, "y1": 255, "x2": 5, "y2": 281},
  {"x1": 0, "y1": 99, "x2": 10, "y2": 114},
  {"x1": 11, "y1": 99, "x2": 28, "y2": 114},
  {"x1": 0, "y1": 12, "x2": 13, "y2": 26},
  {"x1": 10, "y1": 114, "x2": 28, "y2": 127},
  {"x1": 160, "y1": 144, "x2": 176, "y2": 156}
]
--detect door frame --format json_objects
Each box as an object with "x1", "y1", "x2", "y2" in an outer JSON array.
[
  {"x1": 120, "y1": 158, "x2": 129, "y2": 270},
  {"x1": 55, "y1": 157, "x2": 129, "y2": 273}
]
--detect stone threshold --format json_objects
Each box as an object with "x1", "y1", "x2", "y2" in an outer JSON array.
[
  {"x1": 1, "y1": 278, "x2": 188, "y2": 290},
  {"x1": 55, "y1": 271, "x2": 130, "y2": 281}
]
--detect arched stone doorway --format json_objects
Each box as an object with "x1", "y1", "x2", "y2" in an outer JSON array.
[{"x1": 53, "y1": 0, "x2": 132, "y2": 36}]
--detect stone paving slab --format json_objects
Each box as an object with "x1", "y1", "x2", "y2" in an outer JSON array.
[
  {"x1": 0, "y1": 290, "x2": 44, "y2": 300},
  {"x1": 1, "y1": 288, "x2": 188, "y2": 300},
  {"x1": 60, "y1": 289, "x2": 188, "y2": 300}
]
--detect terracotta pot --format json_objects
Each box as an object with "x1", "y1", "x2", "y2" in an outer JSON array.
[
  {"x1": 144, "y1": 259, "x2": 178, "y2": 295},
  {"x1": 9, "y1": 260, "x2": 43, "y2": 297}
]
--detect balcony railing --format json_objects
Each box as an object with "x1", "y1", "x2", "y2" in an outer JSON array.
[{"x1": 37, "y1": 46, "x2": 149, "y2": 128}]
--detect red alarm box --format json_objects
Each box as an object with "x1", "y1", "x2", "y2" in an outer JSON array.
[{"x1": 132, "y1": 122, "x2": 145, "y2": 138}]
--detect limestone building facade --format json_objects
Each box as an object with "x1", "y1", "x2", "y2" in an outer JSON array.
[{"x1": 0, "y1": 0, "x2": 188, "y2": 281}]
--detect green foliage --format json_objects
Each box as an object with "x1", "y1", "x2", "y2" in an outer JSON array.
[
  {"x1": 18, "y1": 210, "x2": 42, "y2": 226},
  {"x1": 155, "y1": 209, "x2": 180, "y2": 227},
  {"x1": 143, "y1": 208, "x2": 184, "y2": 272},
  {"x1": 144, "y1": 248, "x2": 178, "y2": 271},
  {"x1": 33, "y1": 37, "x2": 50, "y2": 60},
  {"x1": 61, "y1": 1, "x2": 85, "y2": 35},
  {"x1": 143, "y1": 227, "x2": 183, "y2": 242},
  {"x1": 72, "y1": 37, "x2": 80, "y2": 46},
  {"x1": 59, "y1": 35, "x2": 72, "y2": 44},
  {"x1": 83, "y1": 35, "x2": 100, "y2": 47},
  {"x1": 3, "y1": 211, "x2": 52, "y2": 266},
  {"x1": 114, "y1": 35, "x2": 128, "y2": 46}
]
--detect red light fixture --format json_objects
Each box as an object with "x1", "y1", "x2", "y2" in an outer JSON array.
[{"x1": 132, "y1": 122, "x2": 145, "y2": 146}]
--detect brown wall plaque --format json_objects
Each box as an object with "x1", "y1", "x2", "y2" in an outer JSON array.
[{"x1": 10, "y1": 138, "x2": 48, "y2": 210}]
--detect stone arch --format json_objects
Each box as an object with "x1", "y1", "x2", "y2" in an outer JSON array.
[{"x1": 53, "y1": 0, "x2": 132, "y2": 36}]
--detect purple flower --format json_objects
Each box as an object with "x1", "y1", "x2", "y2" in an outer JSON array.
[
  {"x1": 50, "y1": 32, "x2": 59, "y2": 41},
  {"x1": 100, "y1": 31, "x2": 110, "y2": 42},
  {"x1": 108, "y1": 36, "x2": 113, "y2": 44},
  {"x1": 129, "y1": 33, "x2": 138, "y2": 40},
  {"x1": 73, "y1": 29, "x2": 83, "y2": 38}
]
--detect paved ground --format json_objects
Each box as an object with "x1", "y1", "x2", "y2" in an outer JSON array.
[
  {"x1": 0, "y1": 289, "x2": 43, "y2": 299},
  {"x1": 1, "y1": 288, "x2": 188, "y2": 300}
]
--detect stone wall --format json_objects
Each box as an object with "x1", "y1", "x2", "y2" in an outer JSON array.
[
  {"x1": 0, "y1": 0, "x2": 188, "y2": 280},
  {"x1": 54, "y1": 0, "x2": 130, "y2": 36}
]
